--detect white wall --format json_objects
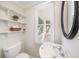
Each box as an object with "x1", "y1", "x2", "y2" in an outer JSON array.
[
  {"x1": 62, "y1": 2, "x2": 79, "y2": 58},
  {"x1": 0, "y1": 2, "x2": 25, "y2": 15},
  {"x1": 24, "y1": 7, "x2": 40, "y2": 57},
  {"x1": 24, "y1": 2, "x2": 55, "y2": 57},
  {"x1": 0, "y1": 2, "x2": 25, "y2": 57},
  {"x1": 54, "y1": 1, "x2": 79, "y2": 58},
  {"x1": 54, "y1": 2, "x2": 62, "y2": 44}
]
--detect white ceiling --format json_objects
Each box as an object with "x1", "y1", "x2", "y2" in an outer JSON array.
[{"x1": 0, "y1": 1, "x2": 45, "y2": 9}]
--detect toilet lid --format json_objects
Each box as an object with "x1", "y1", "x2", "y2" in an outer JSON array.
[
  {"x1": 15, "y1": 52, "x2": 30, "y2": 58},
  {"x1": 39, "y1": 42, "x2": 60, "y2": 58}
]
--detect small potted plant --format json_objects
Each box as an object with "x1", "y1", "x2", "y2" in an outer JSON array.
[{"x1": 12, "y1": 15, "x2": 19, "y2": 21}]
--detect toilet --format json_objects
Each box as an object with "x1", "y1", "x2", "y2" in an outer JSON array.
[
  {"x1": 2, "y1": 41, "x2": 64, "y2": 58},
  {"x1": 2, "y1": 41, "x2": 30, "y2": 58},
  {"x1": 39, "y1": 42, "x2": 64, "y2": 58}
]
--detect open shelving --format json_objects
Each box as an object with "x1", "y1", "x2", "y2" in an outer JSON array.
[
  {"x1": 0, "y1": 5, "x2": 26, "y2": 34},
  {"x1": 0, "y1": 30, "x2": 26, "y2": 34},
  {"x1": 0, "y1": 19, "x2": 26, "y2": 25}
]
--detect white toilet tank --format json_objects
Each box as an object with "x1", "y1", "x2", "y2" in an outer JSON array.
[{"x1": 3, "y1": 41, "x2": 22, "y2": 58}]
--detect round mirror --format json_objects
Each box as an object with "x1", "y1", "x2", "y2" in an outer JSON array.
[{"x1": 61, "y1": 1, "x2": 78, "y2": 39}]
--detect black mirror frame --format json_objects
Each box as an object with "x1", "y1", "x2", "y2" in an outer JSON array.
[{"x1": 61, "y1": 1, "x2": 78, "y2": 39}]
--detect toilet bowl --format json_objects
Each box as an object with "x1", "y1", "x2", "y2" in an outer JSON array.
[
  {"x1": 39, "y1": 42, "x2": 64, "y2": 58},
  {"x1": 15, "y1": 52, "x2": 30, "y2": 58},
  {"x1": 3, "y1": 41, "x2": 30, "y2": 58}
]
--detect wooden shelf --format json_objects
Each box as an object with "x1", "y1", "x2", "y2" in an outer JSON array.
[{"x1": 0, "y1": 19, "x2": 26, "y2": 25}]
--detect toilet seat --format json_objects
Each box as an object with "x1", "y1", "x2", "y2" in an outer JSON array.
[
  {"x1": 15, "y1": 52, "x2": 30, "y2": 58},
  {"x1": 39, "y1": 42, "x2": 63, "y2": 58}
]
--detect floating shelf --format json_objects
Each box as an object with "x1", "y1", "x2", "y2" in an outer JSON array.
[
  {"x1": 0, "y1": 30, "x2": 25, "y2": 34},
  {"x1": 0, "y1": 19, "x2": 26, "y2": 25},
  {"x1": 0, "y1": 5, "x2": 26, "y2": 34}
]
